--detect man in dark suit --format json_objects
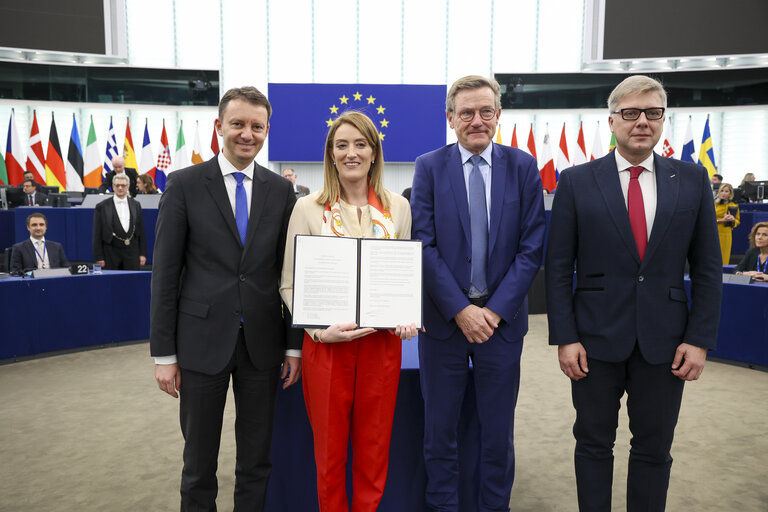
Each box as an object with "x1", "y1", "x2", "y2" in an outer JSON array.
[
  {"x1": 282, "y1": 167, "x2": 309, "y2": 197},
  {"x1": 99, "y1": 155, "x2": 139, "y2": 197},
  {"x1": 151, "y1": 86, "x2": 302, "y2": 511},
  {"x1": 21, "y1": 179, "x2": 48, "y2": 206},
  {"x1": 93, "y1": 173, "x2": 147, "y2": 270},
  {"x1": 545, "y1": 75, "x2": 722, "y2": 511},
  {"x1": 10, "y1": 212, "x2": 68, "y2": 273},
  {"x1": 411, "y1": 75, "x2": 546, "y2": 511}
]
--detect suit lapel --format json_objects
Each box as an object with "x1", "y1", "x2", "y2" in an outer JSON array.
[
  {"x1": 104, "y1": 199, "x2": 115, "y2": 232},
  {"x1": 488, "y1": 143, "x2": 507, "y2": 256},
  {"x1": 204, "y1": 159, "x2": 243, "y2": 245},
  {"x1": 447, "y1": 145, "x2": 471, "y2": 244},
  {"x1": 594, "y1": 154, "x2": 642, "y2": 264},
  {"x1": 643, "y1": 154, "x2": 679, "y2": 266},
  {"x1": 243, "y1": 165, "x2": 270, "y2": 255}
]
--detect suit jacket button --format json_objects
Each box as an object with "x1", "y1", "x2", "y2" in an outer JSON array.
[
  {"x1": 638, "y1": 275, "x2": 644, "y2": 282},
  {"x1": 467, "y1": 256, "x2": 471, "y2": 262},
  {"x1": 461, "y1": 288, "x2": 468, "y2": 294},
  {"x1": 239, "y1": 274, "x2": 246, "y2": 282},
  {"x1": 234, "y1": 310, "x2": 240, "y2": 316}
]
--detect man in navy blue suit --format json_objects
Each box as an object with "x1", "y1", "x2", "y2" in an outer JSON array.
[
  {"x1": 545, "y1": 75, "x2": 722, "y2": 511},
  {"x1": 10, "y1": 212, "x2": 68, "y2": 273},
  {"x1": 411, "y1": 75, "x2": 546, "y2": 512}
]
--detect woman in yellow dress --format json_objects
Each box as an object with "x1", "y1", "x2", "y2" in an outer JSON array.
[{"x1": 714, "y1": 182, "x2": 740, "y2": 264}]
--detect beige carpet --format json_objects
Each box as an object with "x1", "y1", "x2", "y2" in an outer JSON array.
[{"x1": 1, "y1": 315, "x2": 766, "y2": 511}]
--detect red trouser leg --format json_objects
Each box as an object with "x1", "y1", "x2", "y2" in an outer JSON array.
[
  {"x1": 303, "y1": 332, "x2": 356, "y2": 512},
  {"x1": 349, "y1": 331, "x2": 402, "y2": 512}
]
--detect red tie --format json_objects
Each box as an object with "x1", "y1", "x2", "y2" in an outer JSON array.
[{"x1": 628, "y1": 166, "x2": 647, "y2": 260}]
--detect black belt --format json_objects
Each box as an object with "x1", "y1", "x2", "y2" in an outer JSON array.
[{"x1": 468, "y1": 295, "x2": 489, "y2": 308}]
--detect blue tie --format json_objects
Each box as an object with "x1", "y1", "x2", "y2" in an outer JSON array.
[
  {"x1": 233, "y1": 172, "x2": 248, "y2": 245},
  {"x1": 469, "y1": 155, "x2": 488, "y2": 296}
]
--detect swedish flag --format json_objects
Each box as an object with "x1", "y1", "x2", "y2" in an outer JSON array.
[{"x1": 697, "y1": 116, "x2": 717, "y2": 178}]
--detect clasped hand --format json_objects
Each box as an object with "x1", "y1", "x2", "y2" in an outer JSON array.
[
  {"x1": 455, "y1": 304, "x2": 501, "y2": 343},
  {"x1": 317, "y1": 322, "x2": 420, "y2": 343}
]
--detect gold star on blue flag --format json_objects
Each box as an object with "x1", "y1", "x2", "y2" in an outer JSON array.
[{"x1": 268, "y1": 83, "x2": 446, "y2": 162}]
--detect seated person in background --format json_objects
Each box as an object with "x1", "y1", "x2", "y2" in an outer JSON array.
[
  {"x1": 10, "y1": 212, "x2": 68, "y2": 273},
  {"x1": 710, "y1": 173, "x2": 723, "y2": 198},
  {"x1": 99, "y1": 155, "x2": 139, "y2": 197},
  {"x1": 21, "y1": 179, "x2": 48, "y2": 206},
  {"x1": 19, "y1": 170, "x2": 46, "y2": 190},
  {"x1": 735, "y1": 172, "x2": 756, "y2": 203},
  {"x1": 735, "y1": 221, "x2": 768, "y2": 281},
  {"x1": 136, "y1": 174, "x2": 159, "y2": 194},
  {"x1": 715, "y1": 183, "x2": 740, "y2": 264}
]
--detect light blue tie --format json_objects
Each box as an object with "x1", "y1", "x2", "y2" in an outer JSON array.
[
  {"x1": 469, "y1": 155, "x2": 488, "y2": 296},
  {"x1": 233, "y1": 172, "x2": 248, "y2": 245}
]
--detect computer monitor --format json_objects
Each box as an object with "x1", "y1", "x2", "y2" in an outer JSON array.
[
  {"x1": 743, "y1": 180, "x2": 768, "y2": 202},
  {"x1": 39, "y1": 185, "x2": 60, "y2": 195},
  {"x1": 1, "y1": 186, "x2": 26, "y2": 208}
]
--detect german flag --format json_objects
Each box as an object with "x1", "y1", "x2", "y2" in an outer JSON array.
[{"x1": 45, "y1": 115, "x2": 66, "y2": 192}]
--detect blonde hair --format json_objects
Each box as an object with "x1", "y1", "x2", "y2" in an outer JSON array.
[
  {"x1": 608, "y1": 75, "x2": 667, "y2": 112},
  {"x1": 718, "y1": 182, "x2": 734, "y2": 201},
  {"x1": 317, "y1": 111, "x2": 389, "y2": 209}
]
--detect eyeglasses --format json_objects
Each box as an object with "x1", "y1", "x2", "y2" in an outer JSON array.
[
  {"x1": 611, "y1": 107, "x2": 665, "y2": 121},
  {"x1": 457, "y1": 108, "x2": 497, "y2": 122},
  {"x1": 113, "y1": 184, "x2": 129, "y2": 188}
]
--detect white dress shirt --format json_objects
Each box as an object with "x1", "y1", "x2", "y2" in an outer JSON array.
[
  {"x1": 614, "y1": 151, "x2": 657, "y2": 240},
  {"x1": 30, "y1": 236, "x2": 49, "y2": 269},
  {"x1": 113, "y1": 196, "x2": 131, "y2": 233}
]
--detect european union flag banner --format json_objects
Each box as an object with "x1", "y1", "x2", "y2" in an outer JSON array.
[{"x1": 268, "y1": 83, "x2": 447, "y2": 162}]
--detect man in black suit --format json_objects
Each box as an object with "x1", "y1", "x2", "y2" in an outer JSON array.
[
  {"x1": 282, "y1": 167, "x2": 310, "y2": 197},
  {"x1": 151, "y1": 86, "x2": 302, "y2": 511},
  {"x1": 99, "y1": 155, "x2": 139, "y2": 197},
  {"x1": 546, "y1": 75, "x2": 722, "y2": 511},
  {"x1": 93, "y1": 173, "x2": 147, "y2": 270},
  {"x1": 20, "y1": 179, "x2": 48, "y2": 206},
  {"x1": 10, "y1": 212, "x2": 68, "y2": 273}
]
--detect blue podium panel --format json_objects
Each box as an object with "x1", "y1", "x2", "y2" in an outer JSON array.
[
  {"x1": 267, "y1": 340, "x2": 482, "y2": 511},
  {"x1": 0, "y1": 271, "x2": 151, "y2": 359},
  {"x1": 684, "y1": 279, "x2": 768, "y2": 367}
]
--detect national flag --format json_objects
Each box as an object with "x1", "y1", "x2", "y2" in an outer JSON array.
[
  {"x1": 0, "y1": 150, "x2": 7, "y2": 186},
  {"x1": 139, "y1": 119, "x2": 156, "y2": 176},
  {"x1": 495, "y1": 125, "x2": 502, "y2": 144},
  {"x1": 680, "y1": 116, "x2": 696, "y2": 163},
  {"x1": 555, "y1": 123, "x2": 570, "y2": 183},
  {"x1": 572, "y1": 122, "x2": 587, "y2": 166},
  {"x1": 211, "y1": 121, "x2": 220, "y2": 155},
  {"x1": 65, "y1": 114, "x2": 84, "y2": 191},
  {"x1": 26, "y1": 111, "x2": 46, "y2": 184},
  {"x1": 539, "y1": 126, "x2": 557, "y2": 193},
  {"x1": 590, "y1": 123, "x2": 603, "y2": 161},
  {"x1": 5, "y1": 110, "x2": 25, "y2": 185},
  {"x1": 191, "y1": 122, "x2": 204, "y2": 164},
  {"x1": 123, "y1": 118, "x2": 139, "y2": 170},
  {"x1": 661, "y1": 119, "x2": 675, "y2": 158},
  {"x1": 697, "y1": 115, "x2": 717, "y2": 177},
  {"x1": 608, "y1": 133, "x2": 616, "y2": 152},
  {"x1": 44, "y1": 115, "x2": 66, "y2": 191},
  {"x1": 526, "y1": 124, "x2": 537, "y2": 160},
  {"x1": 83, "y1": 116, "x2": 103, "y2": 188},
  {"x1": 103, "y1": 117, "x2": 119, "y2": 178},
  {"x1": 510, "y1": 123, "x2": 518, "y2": 148},
  {"x1": 174, "y1": 122, "x2": 190, "y2": 171},
  {"x1": 268, "y1": 83, "x2": 446, "y2": 161},
  {"x1": 154, "y1": 121, "x2": 172, "y2": 191}
]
